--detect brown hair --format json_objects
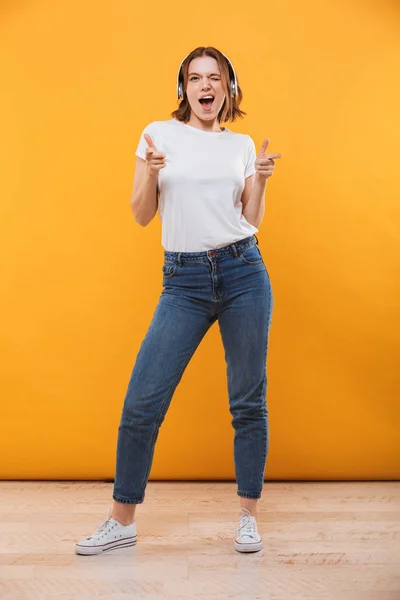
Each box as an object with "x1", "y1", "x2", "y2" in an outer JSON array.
[{"x1": 170, "y1": 46, "x2": 247, "y2": 124}]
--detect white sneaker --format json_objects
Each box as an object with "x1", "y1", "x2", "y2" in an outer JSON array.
[
  {"x1": 234, "y1": 507, "x2": 263, "y2": 553},
  {"x1": 75, "y1": 508, "x2": 138, "y2": 555}
]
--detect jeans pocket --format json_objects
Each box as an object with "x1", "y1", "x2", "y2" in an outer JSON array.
[
  {"x1": 162, "y1": 262, "x2": 177, "y2": 279},
  {"x1": 239, "y1": 244, "x2": 264, "y2": 265}
]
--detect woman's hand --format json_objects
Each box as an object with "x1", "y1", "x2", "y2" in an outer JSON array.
[
  {"x1": 144, "y1": 134, "x2": 167, "y2": 176},
  {"x1": 255, "y1": 138, "x2": 281, "y2": 180}
]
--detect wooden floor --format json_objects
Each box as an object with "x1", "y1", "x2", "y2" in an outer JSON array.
[{"x1": 0, "y1": 481, "x2": 399, "y2": 599}]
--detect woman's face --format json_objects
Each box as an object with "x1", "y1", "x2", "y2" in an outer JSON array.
[{"x1": 185, "y1": 56, "x2": 226, "y2": 123}]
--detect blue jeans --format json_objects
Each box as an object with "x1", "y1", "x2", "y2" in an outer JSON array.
[{"x1": 113, "y1": 234, "x2": 274, "y2": 504}]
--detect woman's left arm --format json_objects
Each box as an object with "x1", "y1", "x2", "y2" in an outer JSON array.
[{"x1": 241, "y1": 138, "x2": 281, "y2": 228}]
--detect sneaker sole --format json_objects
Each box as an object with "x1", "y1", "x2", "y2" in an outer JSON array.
[
  {"x1": 75, "y1": 535, "x2": 138, "y2": 555},
  {"x1": 234, "y1": 539, "x2": 263, "y2": 553}
]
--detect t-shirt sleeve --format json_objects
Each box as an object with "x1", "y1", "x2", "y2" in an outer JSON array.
[
  {"x1": 244, "y1": 135, "x2": 257, "y2": 179},
  {"x1": 135, "y1": 122, "x2": 158, "y2": 160}
]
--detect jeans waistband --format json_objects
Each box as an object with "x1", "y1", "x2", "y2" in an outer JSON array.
[{"x1": 164, "y1": 235, "x2": 259, "y2": 264}]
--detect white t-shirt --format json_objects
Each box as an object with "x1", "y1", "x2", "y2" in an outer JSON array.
[{"x1": 135, "y1": 118, "x2": 258, "y2": 251}]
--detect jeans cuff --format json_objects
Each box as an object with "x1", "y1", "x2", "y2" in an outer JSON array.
[
  {"x1": 112, "y1": 494, "x2": 144, "y2": 505},
  {"x1": 237, "y1": 491, "x2": 262, "y2": 499}
]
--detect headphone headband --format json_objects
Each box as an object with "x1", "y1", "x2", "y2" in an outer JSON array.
[{"x1": 177, "y1": 51, "x2": 238, "y2": 100}]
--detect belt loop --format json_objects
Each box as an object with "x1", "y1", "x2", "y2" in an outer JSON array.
[
  {"x1": 232, "y1": 242, "x2": 238, "y2": 258},
  {"x1": 177, "y1": 252, "x2": 181, "y2": 266},
  {"x1": 254, "y1": 234, "x2": 259, "y2": 246}
]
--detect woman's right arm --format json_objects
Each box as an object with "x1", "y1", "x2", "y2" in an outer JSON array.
[
  {"x1": 130, "y1": 156, "x2": 159, "y2": 227},
  {"x1": 131, "y1": 133, "x2": 166, "y2": 226}
]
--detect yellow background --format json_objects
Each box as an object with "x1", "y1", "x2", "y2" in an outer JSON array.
[{"x1": 1, "y1": 0, "x2": 399, "y2": 481}]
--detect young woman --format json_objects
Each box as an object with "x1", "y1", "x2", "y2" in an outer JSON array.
[{"x1": 75, "y1": 46, "x2": 281, "y2": 556}]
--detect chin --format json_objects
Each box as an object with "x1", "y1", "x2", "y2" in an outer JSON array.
[{"x1": 194, "y1": 108, "x2": 218, "y2": 120}]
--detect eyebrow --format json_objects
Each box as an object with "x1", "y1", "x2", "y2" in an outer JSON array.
[{"x1": 188, "y1": 72, "x2": 221, "y2": 77}]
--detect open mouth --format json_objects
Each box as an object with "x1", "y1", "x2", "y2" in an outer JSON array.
[{"x1": 199, "y1": 96, "x2": 215, "y2": 109}]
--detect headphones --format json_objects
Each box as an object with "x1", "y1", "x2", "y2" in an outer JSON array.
[{"x1": 177, "y1": 51, "x2": 238, "y2": 100}]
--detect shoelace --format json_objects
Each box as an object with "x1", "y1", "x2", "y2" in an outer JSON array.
[
  {"x1": 88, "y1": 508, "x2": 114, "y2": 539},
  {"x1": 237, "y1": 509, "x2": 258, "y2": 539}
]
